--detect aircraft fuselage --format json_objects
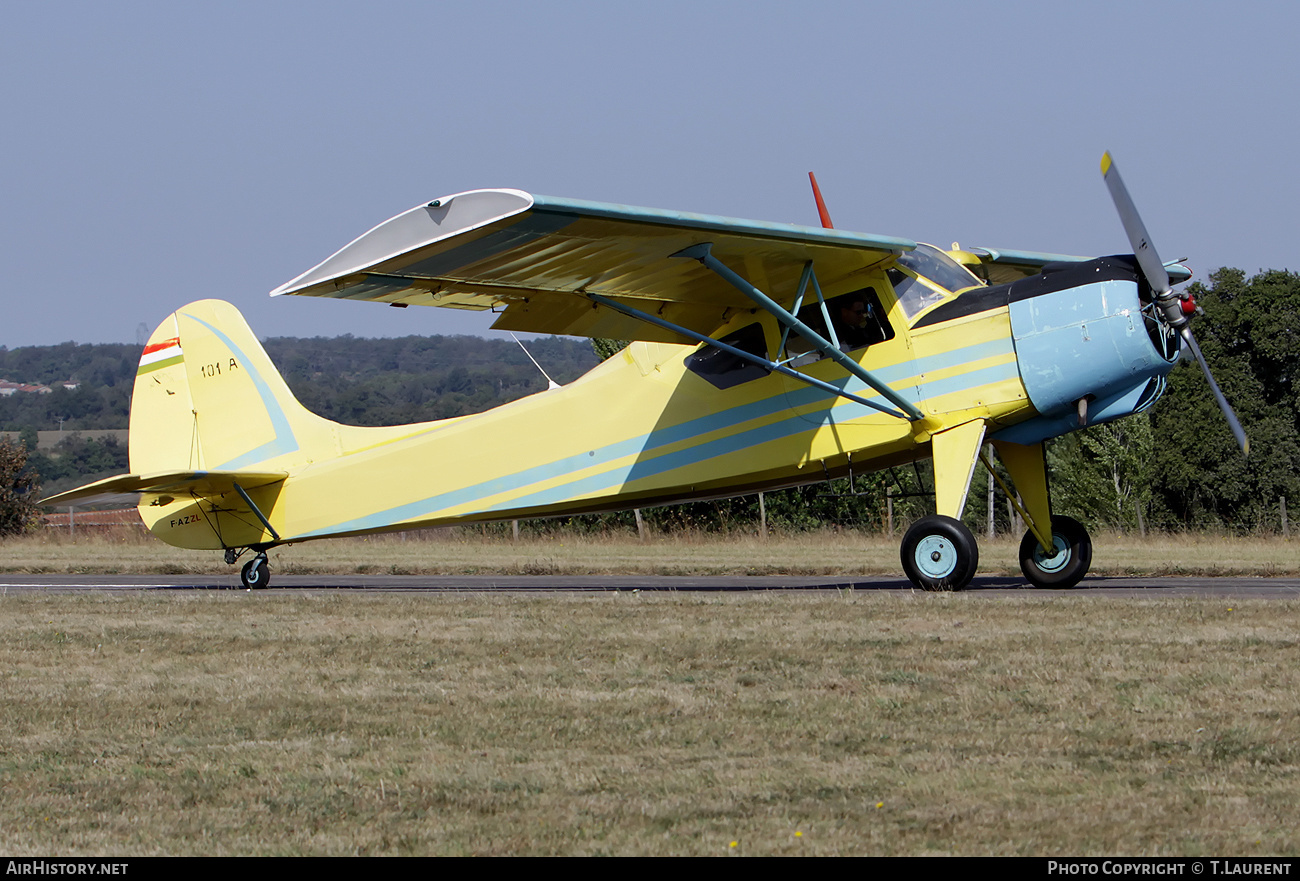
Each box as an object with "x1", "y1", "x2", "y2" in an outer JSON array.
[{"x1": 135, "y1": 254, "x2": 1178, "y2": 550}]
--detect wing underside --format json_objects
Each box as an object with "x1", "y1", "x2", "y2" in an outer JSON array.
[{"x1": 271, "y1": 190, "x2": 918, "y2": 343}]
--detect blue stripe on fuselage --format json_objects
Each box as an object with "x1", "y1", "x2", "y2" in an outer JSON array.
[
  {"x1": 487, "y1": 359, "x2": 1020, "y2": 513},
  {"x1": 293, "y1": 339, "x2": 1018, "y2": 538}
]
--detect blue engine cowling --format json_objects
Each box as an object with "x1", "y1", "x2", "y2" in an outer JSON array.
[{"x1": 989, "y1": 257, "x2": 1179, "y2": 445}]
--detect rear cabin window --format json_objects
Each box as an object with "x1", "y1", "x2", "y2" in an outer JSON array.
[{"x1": 685, "y1": 322, "x2": 770, "y2": 390}]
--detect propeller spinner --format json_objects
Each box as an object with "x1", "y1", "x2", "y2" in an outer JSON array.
[{"x1": 1100, "y1": 152, "x2": 1249, "y2": 455}]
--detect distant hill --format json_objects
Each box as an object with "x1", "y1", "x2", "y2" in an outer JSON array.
[
  {"x1": 3, "y1": 334, "x2": 603, "y2": 497},
  {"x1": 0, "y1": 342, "x2": 138, "y2": 432},
  {"x1": 263, "y1": 334, "x2": 601, "y2": 425},
  {"x1": 0, "y1": 334, "x2": 603, "y2": 432}
]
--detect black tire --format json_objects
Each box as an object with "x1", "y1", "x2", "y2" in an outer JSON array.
[
  {"x1": 1019, "y1": 515, "x2": 1091, "y2": 589},
  {"x1": 240, "y1": 556, "x2": 270, "y2": 590},
  {"x1": 900, "y1": 514, "x2": 979, "y2": 591}
]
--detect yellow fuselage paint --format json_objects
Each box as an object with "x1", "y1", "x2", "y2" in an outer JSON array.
[{"x1": 136, "y1": 288, "x2": 1036, "y2": 551}]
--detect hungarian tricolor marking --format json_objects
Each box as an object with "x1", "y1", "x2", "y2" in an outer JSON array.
[{"x1": 138, "y1": 337, "x2": 183, "y2": 374}]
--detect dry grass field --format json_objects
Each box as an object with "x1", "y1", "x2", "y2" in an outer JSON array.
[
  {"x1": 2, "y1": 529, "x2": 1299, "y2": 855},
  {"x1": 6, "y1": 524, "x2": 1300, "y2": 577}
]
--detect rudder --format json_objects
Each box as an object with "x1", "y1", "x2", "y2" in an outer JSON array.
[{"x1": 130, "y1": 299, "x2": 331, "y2": 475}]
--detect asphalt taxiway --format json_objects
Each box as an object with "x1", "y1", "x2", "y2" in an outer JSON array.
[{"x1": 1, "y1": 574, "x2": 1299, "y2": 597}]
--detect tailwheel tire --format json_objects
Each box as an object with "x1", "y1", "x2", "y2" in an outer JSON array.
[
  {"x1": 240, "y1": 555, "x2": 270, "y2": 590},
  {"x1": 900, "y1": 515, "x2": 979, "y2": 591},
  {"x1": 1019, "y1": 515, "x2": 1092, "y2": 589}
]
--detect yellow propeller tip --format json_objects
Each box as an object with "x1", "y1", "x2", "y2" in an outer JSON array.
[{"x1": 1100, "y1": 152, "x2": 1113, "y2": 176}]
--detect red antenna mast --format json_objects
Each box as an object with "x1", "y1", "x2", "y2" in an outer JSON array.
[{"x1": 808, "y1": 172, "x2": 834, "y2": 229}]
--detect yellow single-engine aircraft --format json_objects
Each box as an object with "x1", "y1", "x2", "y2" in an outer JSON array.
[{"x1": 44, "y1": 154, "x2": 1246, "y2": 590}]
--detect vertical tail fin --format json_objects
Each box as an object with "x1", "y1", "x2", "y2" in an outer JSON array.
[
  {"x1": 41, "y1": 300, "x2": 337, "y2": 550},
  {"x1": 130, "y1": 299, "x2": 331, "y2": 475}
]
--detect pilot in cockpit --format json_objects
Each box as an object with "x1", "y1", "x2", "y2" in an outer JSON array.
[{"x1": 832, "y1": 294, "x2": 873, "y2": 350}]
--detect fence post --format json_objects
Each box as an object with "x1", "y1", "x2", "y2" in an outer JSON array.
[
  {"x1": 1008, "y1": 495, "x2": 1024, "y2": 537},
  {"x1": 986, "y1": 447, "x2": 995, "y2": 540}
]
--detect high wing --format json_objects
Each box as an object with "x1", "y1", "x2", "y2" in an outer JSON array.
[{"x1": 271, "y1": 190, "x2": 917, "y2": 344}]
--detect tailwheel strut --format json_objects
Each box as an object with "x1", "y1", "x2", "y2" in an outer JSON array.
[{"x1": 224, "y1": 481, "x2": 279, "y2": 590}]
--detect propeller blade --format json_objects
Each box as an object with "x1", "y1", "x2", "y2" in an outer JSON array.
[
  {"x1": 1180, "y1": 326, "x2": 1249, "y2": 454},
  {"x1": 1101, "y1": 151, "x2": 1171, "y2": 295},
  {"x1": 1100, "y1": 152, "x2": 1247, "y2": 456}
]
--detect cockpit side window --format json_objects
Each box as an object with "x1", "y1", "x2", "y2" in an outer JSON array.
[
  {"x1": 889, "y1": 269, "x2": 946, "y2": 319},
  {"x1": 685, "y1": 322, "x2": 771, "y2": 390},
  {"x1": 890, "y1": 244, "x2": 982, "y2": 319},
  {"x1": 783, "y1": 287, "x2": 893, "y2": 366},
  {"x1": 794, "y1": 287, "x2": 893, "y2": 351}
]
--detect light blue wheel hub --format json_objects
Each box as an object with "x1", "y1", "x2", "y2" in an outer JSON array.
[
  {"x1": 1031, "y1": 534, "x2": 1071, "y2": 573},
  {"x1": 914, "y1": 535, "x2": 958, "y2": 579}
]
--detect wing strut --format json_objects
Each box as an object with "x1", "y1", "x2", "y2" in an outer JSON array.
[
  {"x1": 232, "y1": 482, "x2": 281, "y2": 544},
  {"x1": 585, "y1": 293, "x2": 912, "y2": 419},
  {"x1": 673, "y1": 243, "x2": 925, "y2": 421},
  {"x1": 778, "y1": 261, "x2": 841, "y2": 354}
]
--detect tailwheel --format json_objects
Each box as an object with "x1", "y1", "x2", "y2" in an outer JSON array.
[
  {"x1": 1019, "y1": 515, "x2": 1092, "y2": 589},
  {"x1": 240, "y1": 553, "x2": 271, "y2": 590},
  {"x1": 901, "y1": 514, "x2": 979, "y2": 592}
]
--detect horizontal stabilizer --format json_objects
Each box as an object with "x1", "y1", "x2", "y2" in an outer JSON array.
[{"x1": 40, "y1": 470, "x2": 287, "y2": 508}]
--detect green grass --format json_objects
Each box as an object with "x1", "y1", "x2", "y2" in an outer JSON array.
[{"x1": 1, "y1": 592, "x2": 1297, "y2": 855}]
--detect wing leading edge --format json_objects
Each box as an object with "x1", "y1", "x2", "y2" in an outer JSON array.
[{"x1": 271, "y1": 190, "x2": 918, "y2": 343}]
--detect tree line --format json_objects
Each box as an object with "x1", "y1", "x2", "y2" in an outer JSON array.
[
  {"x1": 5, "y1": 266, "x2": 1300, "y2": 535},
  {"x1": 1053, "y1": 267, "x2": 1300, "y2": 534}
]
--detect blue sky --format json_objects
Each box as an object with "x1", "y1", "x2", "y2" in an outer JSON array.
[{"x1": 4, "y1": 0, "x2": 1297, "y2": 347}]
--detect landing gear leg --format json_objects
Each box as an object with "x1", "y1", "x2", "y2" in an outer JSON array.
[
  {"x1": 989, "y1": 440, "x2": 1093, "y2": 590},
  {"x1": 240, "y1": 553, "x2": 270, "y2": 590},
  {"x1": 901, "y1": 420, "x2": 988, "y2": 591}
]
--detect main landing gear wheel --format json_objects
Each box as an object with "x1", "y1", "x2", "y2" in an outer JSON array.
[
  {"x1": 1019, "y1": 515, "x2": 1092, "y2": 589},
  {"x1": 240, "y1": 554, "x2": 270, "y2": 590},
  {"x1": 901, "y1": 515, "x2": 979, "y2": 592}
]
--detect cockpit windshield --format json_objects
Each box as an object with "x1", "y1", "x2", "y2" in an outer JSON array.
[
  {"x1": 897, "y1": 244, "x2": 981, "y2": 293},
  {"x1": 889, "y1": 244, "x2": 982, "y2": 319}
]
